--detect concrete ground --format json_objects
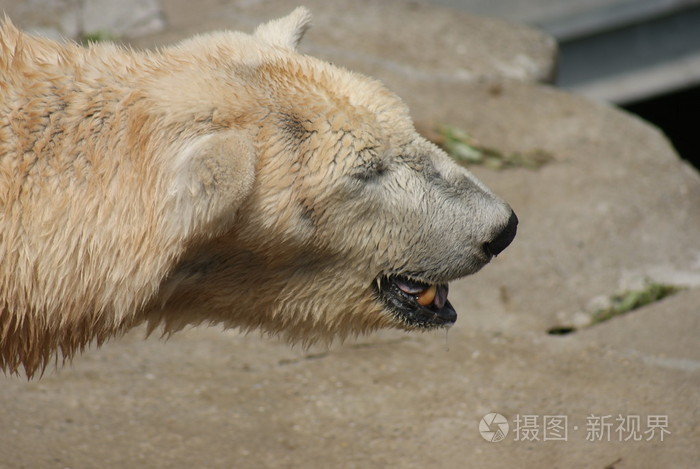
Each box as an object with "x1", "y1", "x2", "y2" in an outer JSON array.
[{"x1": 1, "y1": 1, "x2": 699, "y2": 468}]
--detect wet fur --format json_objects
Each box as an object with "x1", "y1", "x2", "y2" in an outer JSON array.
[{"x1": 0, "y1": 8, "x2": 511, "y2": 377}]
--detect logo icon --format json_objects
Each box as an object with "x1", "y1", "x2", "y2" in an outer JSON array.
[{"x1": 479, "y1": 413, "x2": 510, "y2": 442}]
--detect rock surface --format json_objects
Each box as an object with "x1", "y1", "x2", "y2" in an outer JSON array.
[
  {"x1": 0, "y1": 0, "x2": 165, "y2": 40},
  {"x1": 126, "y1": 0, "x2": 557, "y2": 84},
  {"x1": 1, "y1": 1, "x2": 699, "y2": 468}
]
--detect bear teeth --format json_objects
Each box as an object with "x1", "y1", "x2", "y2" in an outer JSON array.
[{"x1": 416, "y1": 285, "x2": 437, "y2": 306}]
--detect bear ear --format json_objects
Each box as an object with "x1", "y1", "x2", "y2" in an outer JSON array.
[
  {"x1": 253, "y1": 7, "x2": 312, "y2": 51},
  {"x1": 170, "y1": 130, "x2": 256, "y2": 237}
]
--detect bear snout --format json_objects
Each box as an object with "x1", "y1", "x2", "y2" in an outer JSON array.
[{"x1": 484, "y1": 210, "x2": 518, "y2": 257}]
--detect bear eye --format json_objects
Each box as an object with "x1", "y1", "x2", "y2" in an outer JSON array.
[{"x1": 353, "y1": 159, "x2": 388, "y2": 182}]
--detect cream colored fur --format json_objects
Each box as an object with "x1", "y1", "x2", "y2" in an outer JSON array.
[{"x1": 0, "y1": 7, "x2": 512, "y2": 377}]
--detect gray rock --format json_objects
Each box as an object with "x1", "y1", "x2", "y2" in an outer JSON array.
[
  {"x1": 130, "y1": 0, "x2": 557, "y2": 84},
  {"x1": 81, "y1": 0, "x2": 165, "y2": 39},
  {"x1": 418, "y1": 78, "x2": 700, "y2": 334},
  {"x1": 7, "y1": 0, "x2": 81, "y2": 40},
  {"x1": 2, "y1": 0, "x2": 165, "y2": 40}
]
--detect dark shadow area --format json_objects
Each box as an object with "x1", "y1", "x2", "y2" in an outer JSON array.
[{"x1": 624, "y1": 84, "x2": 700, "y2": 170}]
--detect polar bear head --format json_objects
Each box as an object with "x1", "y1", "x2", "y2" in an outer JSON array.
[{"x1": 154, "y1": 8, "x2": 517, "y2": 342}]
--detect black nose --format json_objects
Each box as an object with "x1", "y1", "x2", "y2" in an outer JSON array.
[{"x1": 485, "y1": 211, "x2": 518, "y2": 257}]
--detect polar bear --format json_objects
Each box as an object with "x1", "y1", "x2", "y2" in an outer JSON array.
[{"x1": 0, "y1": 8, "x2": 517, "y2": 377}]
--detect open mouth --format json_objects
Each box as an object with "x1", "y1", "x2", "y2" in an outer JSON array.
[{"x1": 374, "y1": 275, "x2": 457, "y2": 329}]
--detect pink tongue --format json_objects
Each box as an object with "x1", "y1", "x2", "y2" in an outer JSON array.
[
  {"x1": 434, "y1": 285, "x2": 448, "y2": 309},
  {"x1": 395, "y1": 279, "x2": 425, "y2": 295}
]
